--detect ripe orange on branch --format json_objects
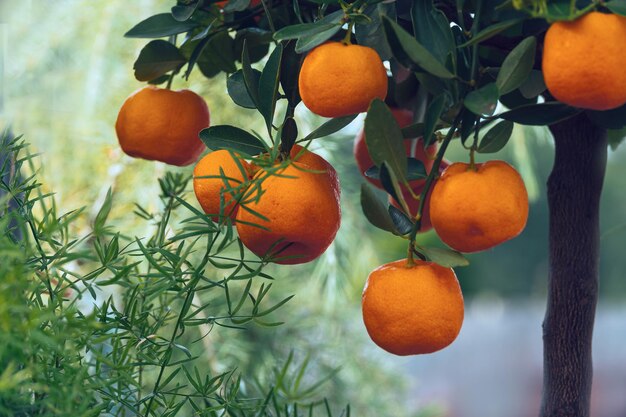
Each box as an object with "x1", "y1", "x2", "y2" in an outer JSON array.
[
  {"x1": 362, "y1": 259, "x2": 464, "y2": 356},
  {"x1": 430, "y1": 161, "x2": 529, "y2": 253},
  {"x1": 299, "y1": 42, "x2": 388, "y2": 118},
  {"x1": 235, "y1": 146, "x2": 341, "y2": 264},
  {"x1": 193, "y1": 150, "x2": 252, "y2": 221},
  {"x1": 115, "y1": 86, "x2": 209, "y2": 166},
  {"x1": 542, "y1": 11, "x2": 626, "y2": 110}
]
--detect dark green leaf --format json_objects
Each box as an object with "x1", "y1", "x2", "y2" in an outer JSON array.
[
  {"x1": 388, "y1": 206, "x2": 413, "y2": 235},
  {"x1": 519, "y1": 70, "x2": 546, "y2": 99},
  {"x1": 355, "y1": 3, "x2": 394, "y2": 60},
  {"x1": 607, "y1": 0, "x2": 626, "y2": 16},
  {"x1": 365, "y1": 157, "x2": 427, "y2": 181},
  {"x1": 364, "y1": 99, "x2": 407, "y2": 181},
  {"x1": 258, "y1": 45, "x2": 283, "y2": 130},
  {"x1": 197, "y1": 31, "x2": 237, "y2": 77},
  {"x1": 458, "y1": 19, "x2": 524, "y2": 47},
  {"x1": 234, "y1": 28, "x2": 272, "y2": 64},
  {"x1": 280, "y1": 41, "x2": 303, "y2": 106},
  {"x1": 477, "y1": 120, "x2": 514, "y2": 153},
  {"x1": 460, "y1": 110, "x2": 477, "y2": 145},
  {"x1": 133, "y1": 40, "x2": 186, "y2": 81},
  {"x1": 382, "y1": 16, "x2": 455, "y2": 79},
  {"x1": 496, "y1": 37, "x2": 536, "y2": 95},
  {"x1": 420, "y1": 246, "x2": 469, "y2": 267},
  {"x1": 274, "y1": 23, "x2": 339, "y2": 41},
  {"x1": 302, "y1": 114, "x2": 358, "y2": 141},
  {"x1": 411, "y1": 0, "x2": 455, "y2": 66},
  {"x1": 499, "y1": 102, "x2": 580, "y2": 126},
  {"x1": 294, "y1": 25, "x2": 342, "y2": 53},
  {"x1": 378, "y1": 162, "x2": 406, "y2": 212},
  {"x1": 200, "y1": 126, "x2": 267, "y2": 155},
  {"x1": 171, "y1": 3, "x2": 199, "y2": 21},
  {"x1": 607, "y1": 127, "x2": 626, "y2": 150},
  {"x1": 227, "y1": 70, "x2": 261, "y2": 109},
  {"x1": 224, "y1": 0, "x2": 251, "y2": 13},
  {"x1": 241, "y1": 41, "x2": 260, "y2": 108},
  {"x1": 125, "y1": 13, "x2": 200, "y2": 38},
  {"x1": 464, "y1": 83, "x2": 499, "y2": 116},
  {"x1": 360, "y1": 183, "x2": 398, "y2": 234},
  {"x1": 423, "y1": 95, "x2": 446, "y2": 146},
  {"x1": 401, "y1": 122, "x2": 426, "y2": 138},
  {"x1": 279, "y1": 117, "x2": 298, "y2": 151},
  {"x1": 586, "y1": 103, "x2": 626, "y2": 130}
]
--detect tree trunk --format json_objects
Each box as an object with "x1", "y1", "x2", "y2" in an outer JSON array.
[{"x1": 540, "y1": 113, "x2": 607, "y2": 417}]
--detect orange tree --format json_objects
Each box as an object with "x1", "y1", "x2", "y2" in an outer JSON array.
[{"x1": 121, "y1": 0, "x2": 626, "y2": 415}]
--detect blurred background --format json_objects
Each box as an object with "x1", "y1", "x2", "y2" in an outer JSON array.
[{"x1": 3, "y1": 1, "x2": 626, "y2": 416}]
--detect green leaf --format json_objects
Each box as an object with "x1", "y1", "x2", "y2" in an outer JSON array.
[
  {"x1": 355, "y1": 3, "x2": 394, "y2": 60},
  {"x1": 378, "y1": 162, "x2": 407, "y2": 213},
  {"x1": 496, "y1": 37, "x2": 536, "y2": 95},
  {"x1": 227, "y1": 70, "x2": 261, "y2": 109},
  {"x1": 171, "y1": 3, "x2": 199, "y2": 21},
  {"x1": 94, "y1": 188, "x2": 113, "y2": 234},
  {"x1": 360, "y1": 183, "x2": 398, "y2": 234},
  {"x1": 420, "y1": 246, "x2": 469, "y2": 267},
  {"x1": 125, "y1": 13, "x2": 200, "y2": 38},
  {"x1": 464, "y1": 83, "x2": 499, "y2": 116},
  {"x1": 280, "y1": 41, "x2": 303, "y2": 106},
  {"x1": 364, "y1": 99, "x2": 407, "y2": 181},
  {"x1": 365, "y1": 157, "x2": 427, "y2": 181},
  {"x1": 382, "y1": 16, "x2": 455, "y2": 79},
  {"x1": 401, "y1": 122, "x2": 426, "y2": 138},
  {"x1": 458, "y1": 19, "x2": 524, "y2": 47},
  {"x1": 224, "y1": 0, "x2": 251, "y2": 13},
  {"x1": 519, "y1": 70, "x2": 546, "y2": 99},
  {"x1": 423, "y1": 95, "x2": 446, "y2": 146},
  {"x1": 586, "y1": 103, "x2": 626, "y2": 130},
  {"x1": 477, "y1": 120, "x2": 514, "y2": 153},
  {"x1": 302, "y1": 114, "x2": 358, "y2": 141},
  {"x1": 133, "y1": 40, "x2": 186, "y2": 81},
  {"x1": 388, "y1": 206, "x2": 413, "y2": 235},
  {"x1": 294, "y1": 25, "x2": 342, "y2": 53},
  {"x1": 196, "y1": 31, "x2": 237, "y2": 77},
  {"x1": 460, "y1": 110, "x2": 477, "y2": 145},
  {"x1": 274, "y1": 23, "x2": 340, "y2": 41},
  {"x1": 499, "y1": 102, "x2": 580, "y2": 126},
  {"x1": 241, "y1": 41, "x2": 260, "y2": 109},
  {"x1": 234, "y1": 28, "x2": 272, "y2": 64},
  {"x1": 607, "y1": 0, "x2": 626, "y2": 16},
  {"x1": 258, "y1": 45, "x2": 283, "y2": 131},
  {"x1": 279, "y1": 117, "x2": 298, "y2": 151},
  {"x1": 607, "y1": 127, "x2": 626, "y2": 150},
  {"x1": 411, "y1": 0, "x2": 455, "y2": 66},
  {"x1": 199, "y1": 126, "x2": 267, "y2": 156}
]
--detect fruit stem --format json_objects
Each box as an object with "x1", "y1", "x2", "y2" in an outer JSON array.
[
  {"x1": 166, "y1": 70, "x2": 175, "y2": 90},
  {"x1": 342, "y1": 21, "x2": 355, "y2": 45},
  {"x1": 406, "y1": 110, "x2": 463, "y2": 247},
  {"x1": 469, "y1": 147, "x2": 476, "y2": 171}
]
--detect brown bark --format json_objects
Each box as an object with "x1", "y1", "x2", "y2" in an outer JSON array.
[{"x1": 541, "y1": 113, "x2": 607, "y2": 417}]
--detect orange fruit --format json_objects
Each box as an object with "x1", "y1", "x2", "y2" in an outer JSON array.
[
  {"x1": 193, "y1": 150, "x2": 252, "y2": 221},
  {"x1": 430, "y1": 161, "x2": 528, "y2": 253},
  {"x1": 542, "y1": 11, "x2": 626, "y2": 110},
  {"x1": 353, "y1": 108, "x2": 437, "y2": 189},
  {"x1": 115, "y1": 86, "x2": 209, "y2": 166},
  {"x1": 362, "y1": 259, "x2": 464, "y2": 356},
  {"x1": 298, "y1": 42, "x2": 388, "y2": 117},
  {"x1": 235, "y1": 145, "x2": 341, "y2": 264}
]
